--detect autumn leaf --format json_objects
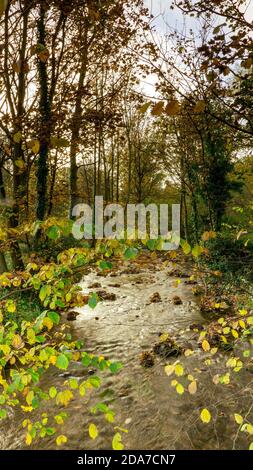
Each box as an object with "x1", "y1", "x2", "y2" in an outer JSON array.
[
  {"x1": 165, "y1": 364, "x2": 175, "y2": 376},
  {"x1": 194, "y1": 100, "x2": 206, "y2": 113},
  {"x1": 151, "y1": 101, "x2": 164, "y2": 116},
  {"x1": 0, "y1": 0, "x2": 7, "y2": 16},
  {"x1": 202, "y1": 339, "x2": 211, "y2": 352},
  {"x1": 89, "y1": 423, "x2": 98, "y2": 440},
  {"x1": 165, "y1": 100, "x2": 180, "y2": 116},
  {"x1": 112, "y1": 432, "x2": 124, "y2": 450},
  {"x1": 139, "y1": 102, "x2": 152, "y2": 114},
  {"x1": 13, "y1": 131, "x2": 22, "y2": 143},
  {"x1": 234, "y1": 414, "x2": 243, "y2": 425},
  {"x1": 200, "y1": 408, "x2": 211, "y2": 424},
  {"x1": 174, "y1": 364, "x2": 184, "y2": 377},
  {"x1": 188, "y1": 381, "x2": 197, "y2": 395},
  {"x1": 176, "y1": 383, "x2": 184, "y2": 395},
  {"x1": 29, "y1": 139, "x2": 40, "y2": 154},
  {"x1": 56, "y1": 435, "x2": 67, "y2": 446}
]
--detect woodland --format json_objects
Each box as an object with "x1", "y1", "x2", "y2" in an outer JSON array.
[{"x1": 1, "y1": 0, "x2": 253, "y2": 452}]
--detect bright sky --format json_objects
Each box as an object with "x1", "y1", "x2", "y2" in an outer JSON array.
[
  {"x1": 144, "y1": 0, "x2": 253, "y2": 30},
  {"x1": 141, "y1": 0, "x2": 253, "y2": 98}
]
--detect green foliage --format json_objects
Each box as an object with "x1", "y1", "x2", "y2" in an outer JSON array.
[{"x1": 0, "y1": 240, "x2": 128, "y2": 449}]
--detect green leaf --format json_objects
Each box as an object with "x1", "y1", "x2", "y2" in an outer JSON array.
[
  {"x1": 89, "y1": 376, "x2": 101, "y2": 388},
  {"x1": 99, "y1": 260, "x2": 113, "y2": 271},
  {"x1": 88, "y1": 293, "x2": 98, "y2": 310},
  {"x1": 69, "y1": 379, "x2": 78, "y2": 390},
  {"x1": 55, "y1": 354, "x2": 69, "y2": 370},
  {"x1": 49, "y1": 387, "x2": 57, "y2": 399},
  {"x1": 0, "y1": 408, "x2": 7, "y2": 419},
  {"x1": 124, "y1": 247, "x2": 138, "y2": 260},
  {"x1": 47, "y1": 225, "x2": 61, "y2": 240},
  {"x1": 147, "y1": 239, "x2": 157, "y2": 251},
  {"x1": 39, "y1": 285, "x2": 51, "y2": 302},
  {"x1": 47, "y1": 311, "x2": 60, "y2": 325},
  {"x1": 109, "y1": 362, "x2": 123, "y2": 374},
  {"x1": 192, "y1": 244, "x2": 203, "y2": 258}
]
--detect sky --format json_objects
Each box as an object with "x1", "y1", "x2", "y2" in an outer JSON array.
[
  {"x1": 141, "y1": 0, "x2": 253, "y2": 98},
  {"x1": 144, "y1": 0, "x2": 197, "y2": 34}
]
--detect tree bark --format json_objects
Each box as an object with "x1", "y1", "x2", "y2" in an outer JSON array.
[{"x1": 69, "y1": 28, "x2": 88, "y2": 218}]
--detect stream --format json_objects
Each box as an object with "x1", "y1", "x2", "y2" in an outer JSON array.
[{"x1": 1, "y1": 252, "x2": 252, "y2": 450}]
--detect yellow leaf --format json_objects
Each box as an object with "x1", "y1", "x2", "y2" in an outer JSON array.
[
  {"x1": 239, "y1": 309, "x2": 247, "y2": 316},
  {"x1": 200, "y1": 408, "x2": 211, "y2": 424},
  {"x1": 239, "y1": 320, "x2": 246, "y2": 329},
  {"x1": 55, "y1": 415, "x2": 64, "y2": 425},
  {"x1": 226, "y1": 358, "x2": 237, "y2": 368},
  {"x1": 12, "y1": 334, "x2": 24, "y2": 349},
  {"x1": 89, "y1": 423, "x2": 98, "y2": 440},
  {"x1": 56, "y1": 435, "x2": 67, "y2": 446},
  {"x1": 188, "y1": 380, "x2": 197, "y2": 395},
  {"x1": 231, "y1": 329, "x2": 239, "y2": 339},
  {"x1": 234, "y1": 414, "x2": 243, "y2": 425},
  {"x1": 31, "y1": 139, "x2": 40, "y2": 154},
  {"x1": 15, "y1": 159, "x2": 25, "y2": 170},
  {"x1": 223, "y1": 327, "x2": 230, "y2": 334},
  {"x1": 112, "y1": 432, "x2": 124, "y2": 450},
  {"x1": 13, "y1": 131, "x2": 22, "y2": 143},
  {"x1": 246, "y1": 424, "x2": 253, "y2": 435},
  {"x1": 171, "y1": 379, "x2": 178, "y2": 387},
  {"x1": 26, "y1": 433, "x2": 32, "y2": 446},
  {"x1": 43, "y1": 317, "x2": 53, "y2": 331},
  {"x1": 6, "y1": 301, "x2": 16, "y2": 313},
  {"x1": 176, "y1": 383, "x2": 184, "y2": 395},
  {"x1": 26, "y1": 391, "x2": 34, "y2": 406},
  {"x1": 202, "y1": 339, "x2": 210, "y2": 352},
  {"x1": 0, "y1": 344, "x2": 11, "y2": 355},
  {"x1": 174, "y1": 364, "x2": 184, "y2": 377}
]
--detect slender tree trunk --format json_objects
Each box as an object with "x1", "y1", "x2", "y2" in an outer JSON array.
[
  {"x1": 7, "y1": 3, "x2": 30, "y2": 269},
  {"x1": 47, "y1": 150, "x2": 58, "y2": 216},
  {"x1": 116, "y1": 136, "x2": 120, "y2": 203},
  {"x1": 36, "y1": 1, "x2": 51, "y2": 223},
  {"x1": 0, "y1": 164, "x2": 7, "y2": 273},
  {"x1": 69, "y1": 29, "x2": 88, "y2": 217},
  {"x1": 111, "y1": 136, "x2": 114, "y2": 201}
]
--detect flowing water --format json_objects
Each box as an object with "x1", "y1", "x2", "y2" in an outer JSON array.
[{"x1": 1, "y1": 253, "x2": 252, "y2": 450}]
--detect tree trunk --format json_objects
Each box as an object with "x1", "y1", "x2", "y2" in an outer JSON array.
[
  {"x1": 36, "y1": 1, "x2": 51, "y2": 223},
  {"x1": 69, "y1": 29, "x2": 88, "y2": 218}
]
